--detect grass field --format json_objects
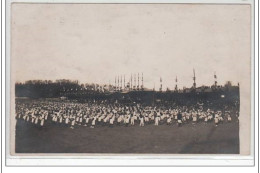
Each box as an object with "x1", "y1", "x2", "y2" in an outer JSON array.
[{"x1": 15, "y1": 118, "x2": 239, "y2": 154}]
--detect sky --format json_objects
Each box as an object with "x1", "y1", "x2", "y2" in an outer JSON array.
[{"x1": 11, "y1": 4, "x2": 251, "y2": 90}]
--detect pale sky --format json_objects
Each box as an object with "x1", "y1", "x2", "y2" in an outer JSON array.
[{"x1": 11, "y1": 4, "x2": 251, "y2": 90}]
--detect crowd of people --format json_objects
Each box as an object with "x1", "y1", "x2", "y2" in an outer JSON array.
[{"x1": 15, "y1": 98, "x2": 238, "y2": 129}]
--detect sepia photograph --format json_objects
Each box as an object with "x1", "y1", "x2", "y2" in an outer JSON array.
[{"x1": 10, "y1": 3, "x2": 252, "y2": 156}]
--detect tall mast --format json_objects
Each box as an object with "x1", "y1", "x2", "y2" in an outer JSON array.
[
  {"x1": 134, "y1": 74, "x2": 136, "y2": 90},
  {"x1": 175, "y1": 76, "x2": 178, "y2": 91},
  {"x1": 214, "y1": 71, "x2": 217, "y2": 87},
  {"x1": 130, "y1": 74, "x2": 132, "y2": 90},
  {"x1": 115, "y1": 76, "x2": 116, "y2": 91},
  {"x1": 109, "y1": 80, "x2": 110, "y2": 91},
  {"x1": 137, "y1": 73, "x2": 139, "y2": 90},
  {"x1": 160, "y1": 77, "x2": 162, "y2": 92},
  {"x1": 193, "y1": 69, "x2": 196, "y2": 89},
  {"x1": 118, "y1": 75, "x2": 120, "y2": 91},
  {"x1": 141, "y1": 73, "x2": 143, "y2": 90},
  {"x1": 124, "y1": 75, "x2": 125, "y2": 89},
  {"x1": 120, "y1": 75, "x2": 122, "y2": 91}
]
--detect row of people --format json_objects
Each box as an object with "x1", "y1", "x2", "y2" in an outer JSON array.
[{"x1": 15, "y1": 100, "x2": 236, "y2": 129}]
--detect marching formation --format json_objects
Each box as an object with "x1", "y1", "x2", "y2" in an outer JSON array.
[{"x1": 15, "y1": 99, "x2": 237, "y2": 129}]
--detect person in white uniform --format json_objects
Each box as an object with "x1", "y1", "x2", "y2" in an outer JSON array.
[
  {"x1": 130, "y1": 115, "x2": 135, "y2": 126},
  {"x1": 70, "y1": 116, "x2": 76, "y2": 129},
  {"x1": 139, "y1": 114, "x2": 144, "y2": 127},
  {"x1": 155, "y1": 115, "x2": 160, "y2": 126},
  {"x1": 167, "y1": 116, "x2": 171, "y2": 125},
  {"x1": 109, "y1": 116, "x2": 114, "y2": 127},
  {"x1": 125, "y1": 115, "x2": 130, "y2": 127},
  {"x1": 65, "y1": 115, "x2": 69, "y2": 126},
  {"x1": 34, "y1": 116, "x2": 39, "y2": 125},
  {"x1": 79, "y1": 115, "x2": 83, "y2": 125},
  {"x1": 214, "y1": 113, "x2": 219, "y2": 127},
  {"x1": 227, "y1": 114, "x2": 232, "y2": 122},
  {"x1": 91, "y1": 116, "x2": 96, "y2": 128},
  {"x1": 40, "y1": 116, "x2": 45, "y2": 127},
  {"x1": 44, "y1": 112, "x2": 48, "y2": 120},
  {"x1": 59, "y1": 115, "x2": 63, "y2": 124},
  {"x1": 192, "y1": 112, "x2": 197, "y2": 124},
  {"x1": 204, "y1": 114, "x2": 208, "y2": 123}
]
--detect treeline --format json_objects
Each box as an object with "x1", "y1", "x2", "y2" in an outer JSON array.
[
  {"x1": 15, "y1": 79, "x2": 239, "y2": 99},
  {"x1": 15, "y1": 79, "x2": 108, "y2": 98}
]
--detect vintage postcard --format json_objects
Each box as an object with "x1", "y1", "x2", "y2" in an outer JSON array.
[{"x1": 7, "y1": 1, "x2": 254, "y2": 165}]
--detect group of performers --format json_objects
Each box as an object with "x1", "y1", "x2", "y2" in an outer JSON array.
[{"x1": 15, "y1": 99, "x2": 237, "y2": 129}]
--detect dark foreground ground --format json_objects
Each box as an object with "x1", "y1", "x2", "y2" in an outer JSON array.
[{"x1": 15, "y1": 118, "x2": 239, "y2": 154}]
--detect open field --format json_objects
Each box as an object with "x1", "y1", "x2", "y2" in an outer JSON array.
[{"x1": 15, "y1": 118, "x2": 239, "y2": 154}]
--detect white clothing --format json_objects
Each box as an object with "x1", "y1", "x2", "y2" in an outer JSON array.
[
  {"x1": 140, "y1": 118, "x2": 144, "y2": 126},
  {"x1": 40, "y1": 119, "x2": 44, "y2": 126},
  {"x1": 155, "y1": 117, "x2": 159, "y2": 126}
]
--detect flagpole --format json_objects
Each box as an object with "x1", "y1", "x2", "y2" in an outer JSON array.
[
  {"x1": 193, "y1": 69, "x2": 196, "y2": 89},
  {"x1": 214, "y1": 71, "x2": 217, "y2": 87},
  {"x1": 134, "y1": 74, "x2": 136, "y2": 90},
  {"x1": 118, "y1": 75, "x2": 119, "y2": 92},
  {"x1": 138, "y1": 73, "x2": 139, "y2": 90},
  {"x1": 131, "y1": 74, "x2": 132, "y2": 91},
  {"x1": 115, "y1": 76, "x2": 116, "y2": 91},
  {"x1": 142, "y1": 73, "x2": 143, "y2": 90},
  {"x1": 124, "y1": 75, "x2": 125, "y2": 90},
  {"x1": 175, "y1": 76, "x2": 178, "y2": 92}
]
